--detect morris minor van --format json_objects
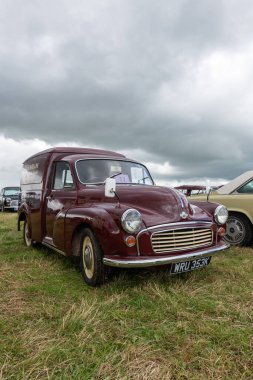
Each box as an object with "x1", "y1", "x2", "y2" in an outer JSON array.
[{"x1": 18, "y1": 147, "x2": 229, "y2": 286}]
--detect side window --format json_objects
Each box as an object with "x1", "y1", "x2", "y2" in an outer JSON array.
[
  {"x1": 53, "y1": 162, "x2": 74, "y2": 190},
  {"x1": 237, "y1": 179, "x2": 253, "y2": 193}
]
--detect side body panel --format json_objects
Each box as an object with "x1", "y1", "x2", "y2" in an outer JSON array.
[{"x1": 45, "y1": 189, "x2": 77, "y2": 251}]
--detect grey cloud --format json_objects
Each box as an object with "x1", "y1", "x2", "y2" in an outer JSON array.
[{"x1": 1, "y1": 0, "x2": 253, "y2": 184}]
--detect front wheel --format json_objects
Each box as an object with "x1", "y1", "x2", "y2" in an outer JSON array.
[
  {"x1": 23, "y1": 219, "x2": 33, "y2": 247},
  {"x1": 79, "y1": 228, "x2": 107, "y2": 287},
  {"x1": 223, "y1": 213, "x2": 253, "y2": 246}
]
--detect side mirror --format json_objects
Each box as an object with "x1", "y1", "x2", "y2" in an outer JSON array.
[
  {"x1": 105, "y1": 178, "x2": 116, "y2": 198},
  {"x1": 205, "y1": 180, "x2": 211, "y2": 194}
]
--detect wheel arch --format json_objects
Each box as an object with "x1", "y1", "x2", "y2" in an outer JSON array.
[
  {"x1": 71, "y1": 222, "x2": 103, "y2": 257},
  {"x1": 228, "y1": 209, "x2": 253, "y2": 226},
  {"x1": 71, "y1": 222, "x2": 89, "y2": 257},
  {"x1": 225, "y1": 210, "x2": 253, "y2": 246},
  {"x1": 18, "y1": 211, "x2": 27, "y2": 231},
  {"x1": 65, "y1": 207, "x2": 120, "y2": 256}
]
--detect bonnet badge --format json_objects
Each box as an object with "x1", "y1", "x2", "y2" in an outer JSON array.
[{"x1": 180, "y1": 211, "x2": 188, "y2": 219}]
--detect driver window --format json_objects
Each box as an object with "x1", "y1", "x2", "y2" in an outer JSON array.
[{"x1": 53, "y1": 162, "x2": 74, "y2": 190}]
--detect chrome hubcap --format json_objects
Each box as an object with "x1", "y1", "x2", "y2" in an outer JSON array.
[
  {"x1": 84, "y1": 246, "x2": 92, "y2": 269},
  {"x1": 25, "y1": 223, "x2": 32, "y2": 246},
  {"x1": 82, "y1": 237, "x2": 94, "y2": 279},
  {"x1": 224, "y1": 217, "x2": 245, "y2": 244}
]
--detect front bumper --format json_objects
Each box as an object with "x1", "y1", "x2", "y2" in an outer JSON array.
[
  {"x1": 4, "y1": 206, "x2": 19, "y2": 211},
  {"x1": 103, "y1": 242, "x2": 229, "y2": 268}
]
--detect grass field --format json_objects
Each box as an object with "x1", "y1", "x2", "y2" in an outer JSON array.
[{"x1": 0, "y1": 213, "x2": 252, "y2": 379}]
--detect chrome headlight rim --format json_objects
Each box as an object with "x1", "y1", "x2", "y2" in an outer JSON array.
[
  {"x1": 121, "y1": 208, "x2": 142, "y2": 234},
  {"x1": 214, "y1": 205, "x2": 228, "y2": 225}
]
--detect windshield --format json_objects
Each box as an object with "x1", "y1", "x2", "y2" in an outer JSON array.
[
  {"x1": 76, "y1": 159, "x2": 154, "y2": 185},
  {"x1": 4, "y1": 188, "x2": 20, "y2": 196}
]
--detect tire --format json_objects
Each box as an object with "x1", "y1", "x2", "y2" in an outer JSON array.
[
  {"x1": 223, "y1": 213, "x2": 253, "y2": 246},
  {"x1": 23, "y1": 219, "x2": 33, "y2": 247},
  {"x1": 79, "y1": 228, "x2": 107, "y2": 287}
]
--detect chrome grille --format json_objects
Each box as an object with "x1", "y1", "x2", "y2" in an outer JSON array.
[
  {"x1": 10, "y1": 200, "x2": 18, "y2": 206},
  {"x1": 151, "y1": 228, "x2": 213, "y2": 254}
]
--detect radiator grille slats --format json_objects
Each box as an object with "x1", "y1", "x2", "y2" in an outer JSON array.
[{"x1": 151, "y1": 228, "x2": 212, "y2": 254}]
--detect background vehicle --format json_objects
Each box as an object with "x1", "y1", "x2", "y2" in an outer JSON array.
[
  {"x1": 0, "y1": 187, "x2": 21, "y2": 212},
  {"x1": 191, "y1": 171, "x2": 253, "y2": 246},
  {"x1": 174, "y1": 185, "x2": 206, "y2": 196},
  {"x1": 18, "y1": 147, "x2": 229, "y2": 286}
]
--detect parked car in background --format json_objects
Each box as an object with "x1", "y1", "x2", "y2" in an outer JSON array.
[
  {"x1": 190, "y1": 171, "x2": 253, "y2": 246},
  {"x1": 0, "y1": 187, "x2": 21, "y2": 212},
  {"x1": 175, "y1": 185, "x2": 222, "y2": 197},
  {"x1": 174, "y1": 185, "x2": 206, "y2": 196},
  {"x1": 18, "y1": 147, "x2": 229, "y2": 286}
]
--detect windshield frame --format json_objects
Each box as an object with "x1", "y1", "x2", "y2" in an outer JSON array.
[{"x1": 75, "y1": 158, "x2": 154, "y2": 186}]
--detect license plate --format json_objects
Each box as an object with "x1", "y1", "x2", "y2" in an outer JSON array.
[{"x1": 170, "y1": 256, "x2": 211, "y2": 274}]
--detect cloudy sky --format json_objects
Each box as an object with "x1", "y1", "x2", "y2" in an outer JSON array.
[{"x1": 1, "y1": 0, "x2": 253, "y2": 188}]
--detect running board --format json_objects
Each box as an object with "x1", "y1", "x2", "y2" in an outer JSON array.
[{"x1": 42, "y1": 238, "x2": 67, "y2": 256}]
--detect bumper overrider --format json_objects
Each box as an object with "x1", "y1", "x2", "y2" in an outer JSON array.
[{"x1": 103, "y1": 221, "x2": 230, "y2": 268}]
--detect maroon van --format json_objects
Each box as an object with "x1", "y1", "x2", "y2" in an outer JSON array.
[{"x1": 18, "y1": 147, "x2": 229, "y2": 286}]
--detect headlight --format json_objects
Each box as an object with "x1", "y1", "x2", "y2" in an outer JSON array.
[
  {"x1": 121, "y1": 209, "x2": 142, "y2": 233},
  {"x1": 214, "y1": 205, "x2": 228, "y2": 225}
]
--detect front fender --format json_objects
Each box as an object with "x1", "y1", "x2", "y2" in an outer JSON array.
[
  {"x1": 62, "y1": 207, "x2": 122, "y2": 256},
  {"x1": 190, "y1": 201, "x2": 221, "y2": 216},
  {"x1": 225, "y1": 207, "x2": 253, "y2": 225}
]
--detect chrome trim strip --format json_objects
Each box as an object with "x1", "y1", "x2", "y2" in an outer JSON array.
[
  {"x1": 103, "y1": 243, "x2": 229, "y2": 268},
  {"x1": 42, "y1": 242, "x2": 67, "y2": 256},
  {"x1": 147, "y1": 221, "x2": 212, "y2": 230},
  {"x1": 172, "y1": 188, "x2": 185, "y2": 209},
  {"x1": 136, "y1": 221, "x2": 213, "y2": 256}
]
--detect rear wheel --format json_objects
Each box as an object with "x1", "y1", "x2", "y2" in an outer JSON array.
[
  {"x1": 224, "y1": 213, "x2": 253, "y2": 246},
  {"x1": 23, "y1": 219, "x2": 33, "y2": 247},
  {"x1": 79, "y1": 228, "x2": 107, "y2": 287}
]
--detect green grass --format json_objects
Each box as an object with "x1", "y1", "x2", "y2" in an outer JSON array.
[{"x1": 0, "y1": 213, "x2": 252, "y2": 379}]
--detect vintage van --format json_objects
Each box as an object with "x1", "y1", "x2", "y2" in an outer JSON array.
[{"x1": 18, "y1": 147, "x2": 229, "y2": 286}]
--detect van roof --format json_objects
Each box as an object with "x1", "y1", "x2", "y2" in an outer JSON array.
[{"x1": 24, "y1": 147, "x2": 126, "y2": 162}]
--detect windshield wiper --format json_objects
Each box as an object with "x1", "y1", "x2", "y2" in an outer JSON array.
[
  {"x1": 138, "y1": 176, "x2": 151, "y2": 184},
  {"x1": 110, "y1": 172, "x2": 122, "y2": 178}
]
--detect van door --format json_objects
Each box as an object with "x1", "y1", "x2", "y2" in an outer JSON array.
[{"x1": 45, "y1": 161, "x2": 77, "y2": 251}]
